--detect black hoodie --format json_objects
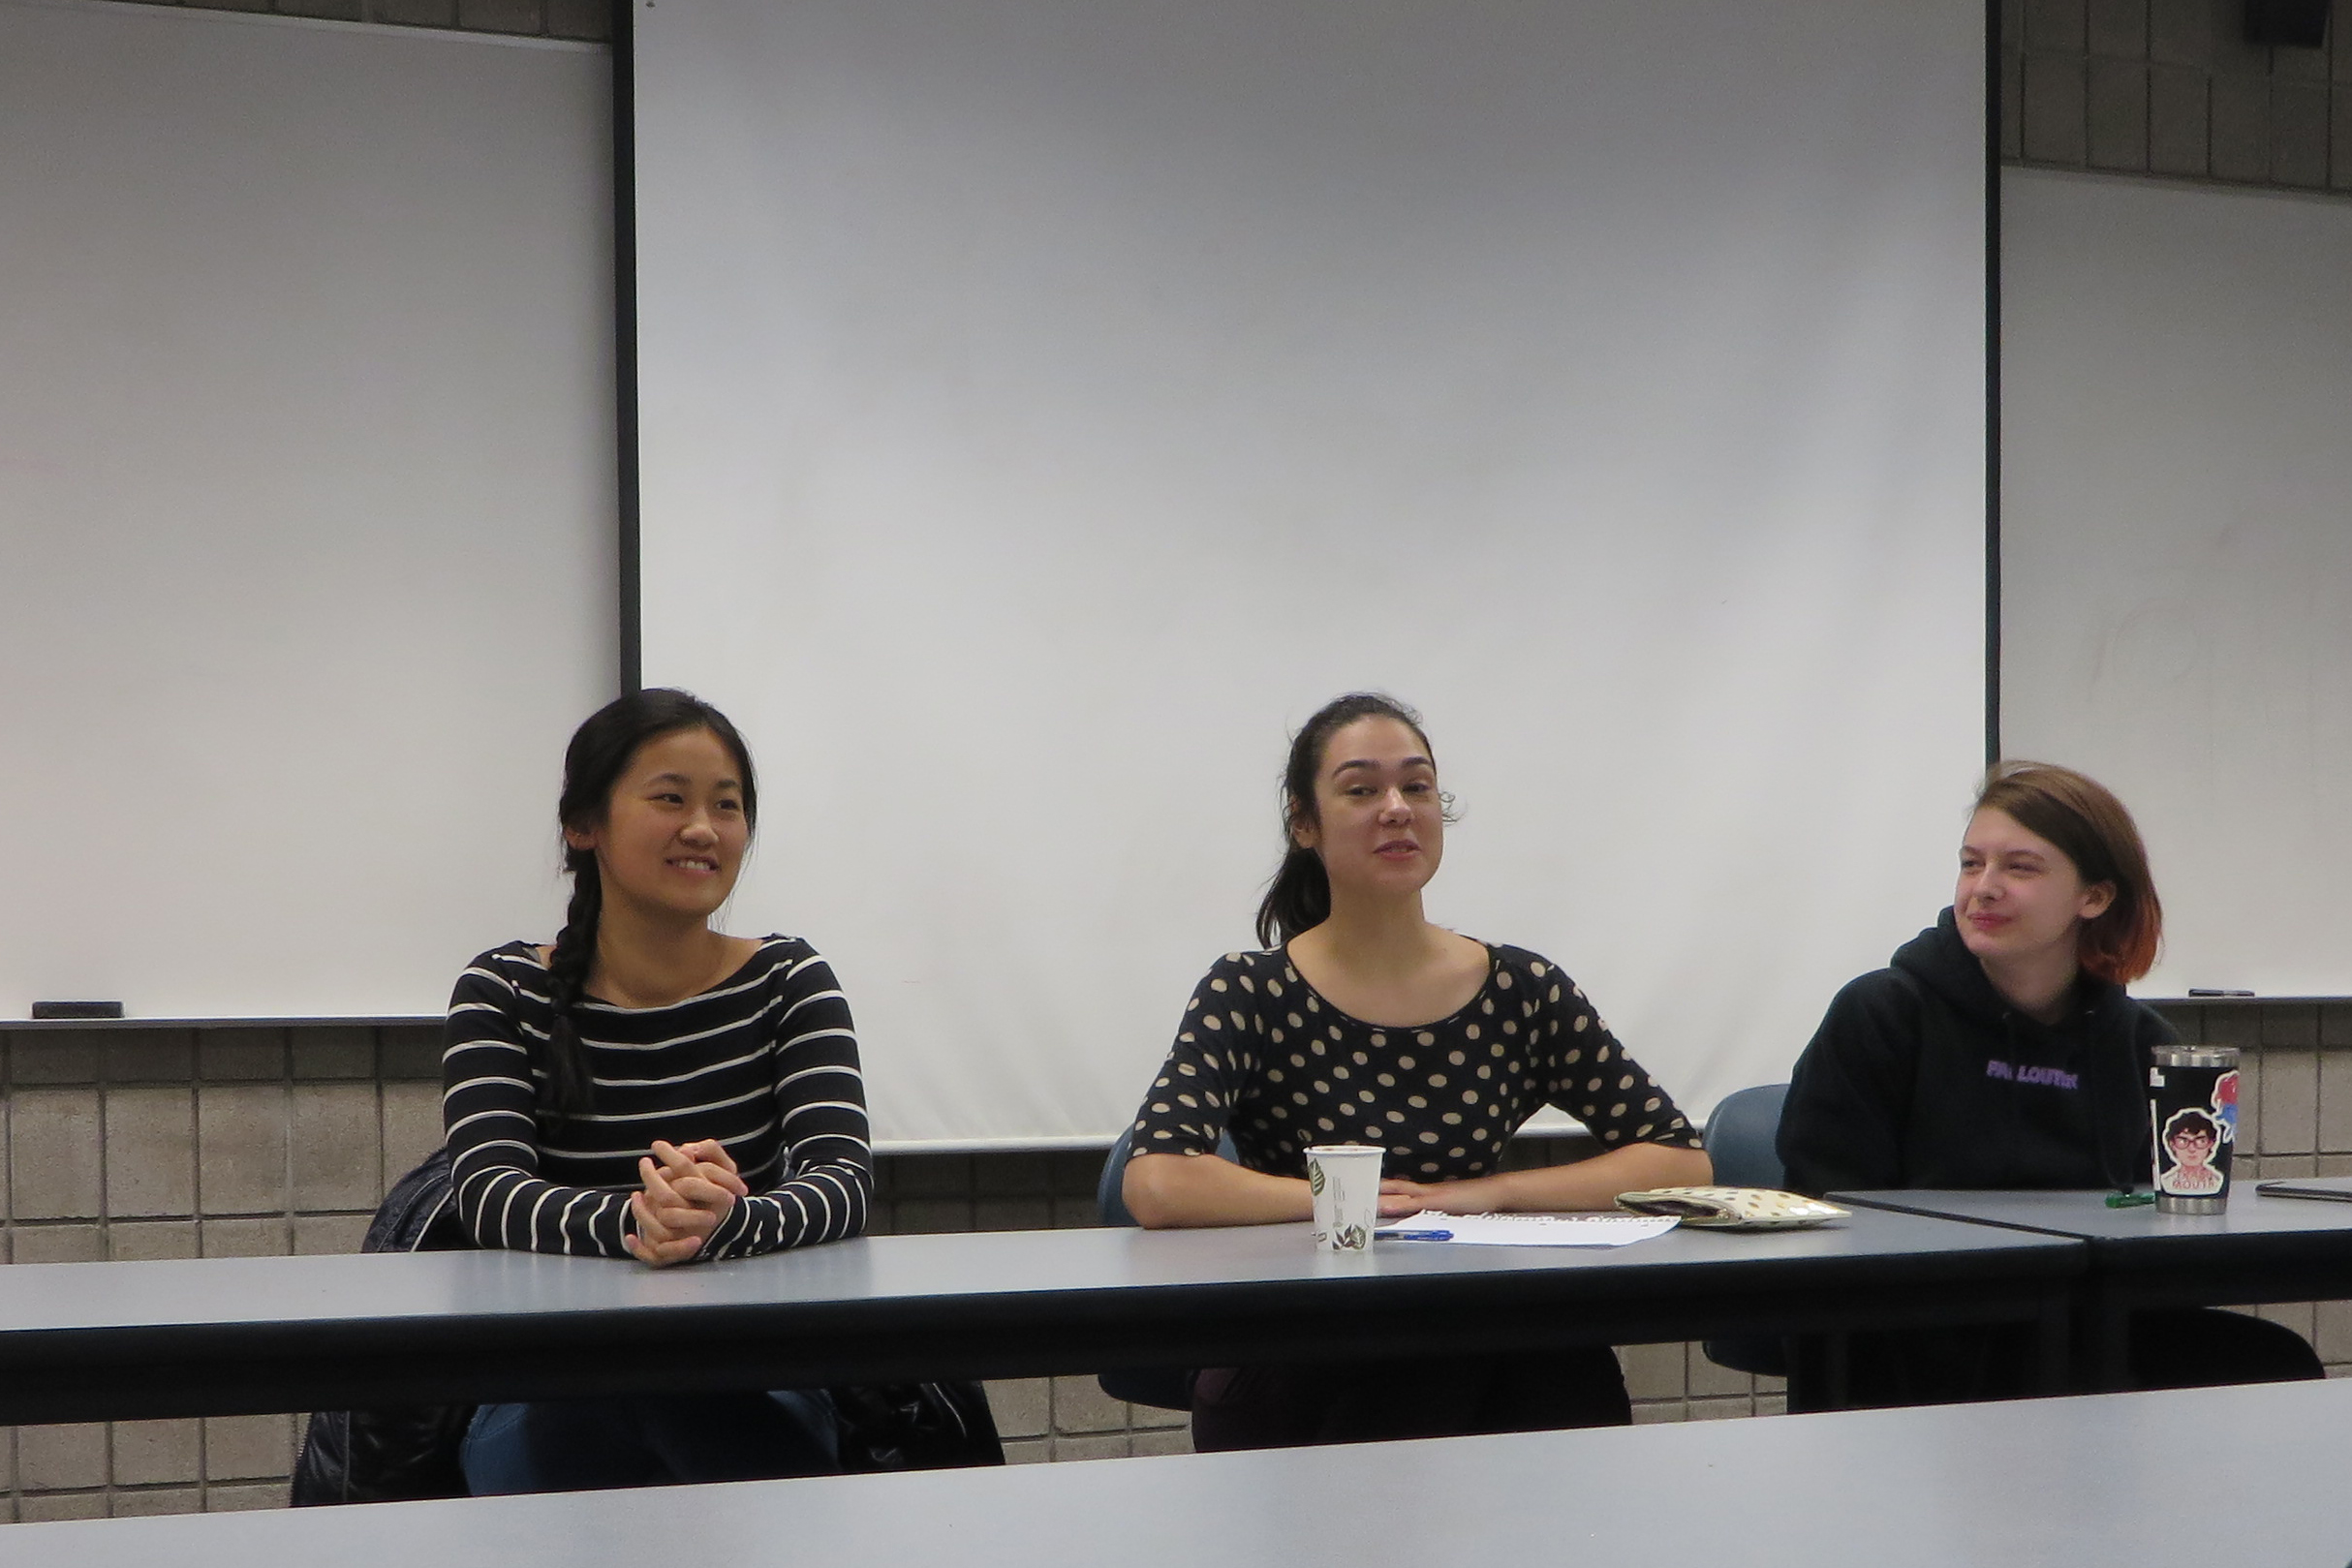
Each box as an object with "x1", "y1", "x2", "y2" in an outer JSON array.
[{"x1": 1777, "y1": 908, "x2": 2176, "y2": 1195}]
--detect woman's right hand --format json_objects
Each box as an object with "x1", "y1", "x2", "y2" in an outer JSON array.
[{"x1": 624, "y1": 1138, "x2": 749, "y2": 1267}]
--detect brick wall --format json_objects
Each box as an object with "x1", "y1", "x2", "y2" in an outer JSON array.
[
  {"x1": 0, "y1": 1031, "x2": 1749, "y2": 1519},
  {"x1": 2004, "y1": 0, "x2": 2352, "y2": 189},
  {"x1": 118, "y1": 0, "x2": 611, "y2": 40},
  {"x1": 13, "y1": 1007, "x2": 2344, "y2": 1518}
]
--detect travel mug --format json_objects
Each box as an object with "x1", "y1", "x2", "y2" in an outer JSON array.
[{"x1": 2150, "y1": 1045, "x2": 2241, "y2": 1214}]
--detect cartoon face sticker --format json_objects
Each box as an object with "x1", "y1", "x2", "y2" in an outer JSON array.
[{"x1": 2155, "y1": 1105, "x2": 2226, "y2": 1196}]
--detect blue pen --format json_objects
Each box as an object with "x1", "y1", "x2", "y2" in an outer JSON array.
[{"x1": 1377, "y1": 1228, "x2": 1453, "y2": 1241}]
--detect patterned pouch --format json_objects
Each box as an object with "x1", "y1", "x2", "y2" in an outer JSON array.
[{"x1": 1614, "y1": 1185, "x2": 1848, "y2": 1230}]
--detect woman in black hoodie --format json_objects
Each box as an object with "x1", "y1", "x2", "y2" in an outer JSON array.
[{"x1": 1777, "y1": 761, "x2": 2318, "y2": 1406}]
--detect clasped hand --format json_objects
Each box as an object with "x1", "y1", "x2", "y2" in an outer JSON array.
[
  {"x1": 1377, "y1": 1174, "x2": 1502, "y2": 1219},
  {"x1": 625, "y1": 1138, "x2": 748, "y2": 1267}
]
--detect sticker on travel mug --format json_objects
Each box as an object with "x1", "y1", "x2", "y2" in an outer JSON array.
[{"x1": 2150, "y1": 1048, "x2": 2240, "y2": 1213}]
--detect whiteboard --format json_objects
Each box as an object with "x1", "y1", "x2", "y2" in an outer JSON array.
[
  {"x1": 2002, "y1": 169, "x2": 2352, "y2": 999},
  {"x1": 634, "y1": 0, "x2": 1990, "y2": 1146},
  {"x1": 0, "y1": 1, "x2": 616, "y2": 1018}
]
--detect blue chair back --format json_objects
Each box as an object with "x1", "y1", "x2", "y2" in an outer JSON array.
[
  {"x1": 1094, "y1": 1122, "x2": 1235, "y2": 1411},
  {"x1": 1703, "y1": 1083, "x2": 1791, "y2": 1191},
  {"x1": 1097, "y1": 1124, "x2": 1144, "y2": 1226},
  {"x1": 1699, "y1": 1083, "x2": 1793, "y2": 1380}
]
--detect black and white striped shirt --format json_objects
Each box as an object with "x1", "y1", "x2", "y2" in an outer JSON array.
[{"x1": 442, "y1": 937, "x2": 871, "y2": 1260}]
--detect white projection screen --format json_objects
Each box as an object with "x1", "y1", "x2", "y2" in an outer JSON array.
[
  {"x1": 634, "y1": 0, "x2": 1989, "y2": 1147},
  {"x1": 0, "y1": 1, "x2": 614, "y2": 1021},
  {"x1": 2002, "y1": 169, "x2": 2352, "y2": 999}
]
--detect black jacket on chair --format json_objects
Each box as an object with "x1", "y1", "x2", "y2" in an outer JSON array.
[
  {"x1": 290, "y1": 1147, "x2": 475, "y2": 1504},
  {"x1": 290, "y1": 1149, "x2": 1005, "y2": 1503}
]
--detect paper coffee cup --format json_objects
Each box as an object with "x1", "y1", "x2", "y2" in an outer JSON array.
[
  {"x1": 2150, "y1": 1045, "x2": 2240, "y2": 1214},
  {"x1": 1306, "y1": 1144, "x2": 1383, "y2": 1252}
]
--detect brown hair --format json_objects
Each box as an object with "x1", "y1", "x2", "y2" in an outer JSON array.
[
  {"x1": 1974, "y1": 760, "x2": 2161, "y2": 984},
  {"x1": 1255, "y1": 692, "x2": 1439, "y2": 948}
]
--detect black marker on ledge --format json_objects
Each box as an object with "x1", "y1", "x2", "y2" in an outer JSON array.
[
  {"x1": 2186, "y1": 989, "x2": 2256, "y2": 999},
  {"x1": 31, "y1": 1001, "x2": 124, "y2": 1020}
]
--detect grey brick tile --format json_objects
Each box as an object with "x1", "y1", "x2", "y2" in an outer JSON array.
[
  {"x1": 882, "y1": 1153, "x2": 975, "y2": 1198},
  {"x1": 199, "y1": 1029, "x2": 286, "y2": 1082},
  {"x1": 972, "y1": 1153, "x2": 1054, "y2": 1195},
  {"x1": 105, "y1": 1087, "x2": 197, "y2": 1217},
  {"x1": 2088, "y1": 57, "x2": 2151, "y2": 168},
  {"x1": 2149, "y1": 63, "x2": 2213, "y2": 172},
  {"x1": 2151, "y1": 0, "x2": 2263, "y2": 70},
  {"x1": 983, "y1": 1378, "x2": 1050, "y2": 1440},
  {"x1": 2264, "y1": 1004, "x2": 2321, "y2": 1048},
  {"x1": 112, "y1": 1419, "x2": 201, "y2": 1487},
  {"x1": 197, "y1": 1084, "x2": 290, "y2": 1215},
  {"x1": 18, "y1": 1423, "x2": 107, "y2": 1491},
  {"x1": 2088, "y1": 0, "x2": 2150, "y2": 57},
  {"x1": 201, "y1": 1216, "x2": 290, "y2": 1257},
  {"x1": 10, "y1": 1034, "x2": 102, "y2": 1086},
  {"x1": 2262, "y1": 1051, "x2": 2319, "y2": 1153},
  {"x1": 293, "y1": 1213, "x2": 370, "y2": 1255},
  {"x1": 108, "y1": 1219, "x2": 201, "y2": 1262},
  {"x1": 105, "y1": 1032, "x2": 193, "y2": 1084},
  {"x1": 381, "y1": 1080, "x2": 444, "y2": 1188},
  {"x1": 1687, "y1": 1396, "x2": 1754, "y2": 1421},
  {"x1": 456, "y1": 0, "x2": 542, "y2": 35},
  {"x1": 1050, "y1": 1375, "x2": 1130, "y2": 1434},
  {"x1": 894, "y1": 1198, "x2": 974, "y2": 1234},
  {"x1": 375, "y1": 0, "x2": 460, "y2": 27},
  {"x1": 17, "y1": 1491, "x2": 108, "y2": 1522},
  {"x1": 110, "y1": 1487, "x2": 205, "y2": 1519},
  {"x1": 1618, "y1": 1341, "x2": 1687, "y2": 1401},
  {"x1": 203, "y1": 1413, "x2": 294, "y2": 1481},
  {"x1": 292, "y1": 1083, "x2": 381, "y2": 1212},
  {"x1": 2318, "y1": 1056, "x2": 2352, "y2": 1153},
  {"x1": 2271, "y1": 77, "x2": 2332, "y2": 184},
  {"x1": 2209, "y1": 73, "x2": 2274, "y2": 179},
  {"x1": 544, "y1": 0, "x2": 611, "y2": 42},
  {"x1": 292, "y1": 1027, "x2": 375, "y2": 1082},
  {"x1": 973, "y1": 1197, "x2": 1054, "y2": 1231},
  {"x1": 10, "y1": 1087, "x2": 102, "y2": 1218},
  {"x1": 1050, "y1": 1432, "x2": 1129, "y2": 1461},
  {"x1": 2027, "y1": 0, "x2": 2088, "y2": 54},
  {"x1": 377, "y1": 1025, "x2": 444, "y2": 1082},
  {"x1": 13, "y1": 1223, "x2": 103, "y2": 1264}
]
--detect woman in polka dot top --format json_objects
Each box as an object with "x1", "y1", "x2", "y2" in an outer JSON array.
[{"x1": 1122, "y1": 692, "x2": 1710, "y2": 1450}]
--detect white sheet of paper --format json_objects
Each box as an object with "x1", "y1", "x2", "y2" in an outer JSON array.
[{"x1": 1375, "y1": 1211, "x2": 1679, "y2": 1248}]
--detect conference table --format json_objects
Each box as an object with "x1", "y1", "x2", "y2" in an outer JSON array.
[
  {"x1": 0, "y1": 1209, "x2": 2083, "y2": 1425},
  {"x1": 6, "y1": 1375, "x2": 2348, "y2": 1567},
  {"x1": 1837, "y1": 1187, "x2": 2352, "y2": 1389}
]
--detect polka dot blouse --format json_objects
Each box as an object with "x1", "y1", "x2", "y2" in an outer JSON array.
[{"x1": 1129, "y1": 944, "x2": 1700, "y2": 1181}]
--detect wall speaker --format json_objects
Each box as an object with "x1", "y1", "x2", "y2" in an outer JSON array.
[{"x1": 2244, "y1": 0, "x2": 2331, "y2": 48}]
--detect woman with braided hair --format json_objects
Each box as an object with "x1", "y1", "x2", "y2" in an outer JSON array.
[{"x1": 442, "y1": 689, "x2": 873, "y2": 1492}]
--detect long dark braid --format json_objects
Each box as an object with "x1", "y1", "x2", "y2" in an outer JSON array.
[
  {"x1": 539, "y1": 688, "x2": 759, "y2": 1127},
  {"x1": 1253, "y1": 692, "x2": 1442, "y2": 948},
  {"x1": 540, "y1": 843, "x2": 604, "y2": 1123}
]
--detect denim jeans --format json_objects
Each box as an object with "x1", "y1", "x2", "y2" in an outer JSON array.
[{"x1": 461, "y1": 1389, "x2": 842, "y2": 1495}]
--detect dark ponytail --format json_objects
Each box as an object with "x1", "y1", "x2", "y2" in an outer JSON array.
[
  {"x1": 1253, "y1": 692, "x2": 1439, "y2": 948},
  {"x1": 539, "y1": 688, "x2": 758, "y2": 1126}
]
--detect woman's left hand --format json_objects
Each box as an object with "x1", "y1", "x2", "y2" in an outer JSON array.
[
  {"x1": 1377, "y1": 1175, "x2": 1506, "y2": 1217},
  {"x1": 625, "y1": 1139, "x2": 742, "y2": 1267}
]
